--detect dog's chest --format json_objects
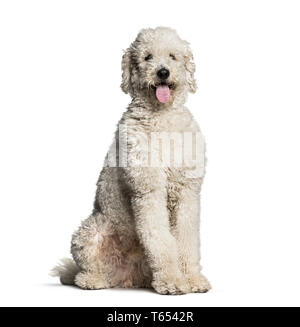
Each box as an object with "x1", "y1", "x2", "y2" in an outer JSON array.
[
  {"x1": 148, "y1": 110, "x2": 203, "y2": 172},
  {"x1": 151, "y1": 109, "x2": 197, "y2": 133},
  {"x1": 125, "y1": 108, "x2": 205, "y2": 177}
]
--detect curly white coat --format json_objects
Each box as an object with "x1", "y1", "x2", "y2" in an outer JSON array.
[{"x1": 52, "y1": 27, "x2": 211, "y2": 295}]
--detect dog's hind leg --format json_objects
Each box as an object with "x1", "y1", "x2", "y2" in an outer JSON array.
[{"x1": 71, "y1": 213, "x2": 111, "y2": 290}]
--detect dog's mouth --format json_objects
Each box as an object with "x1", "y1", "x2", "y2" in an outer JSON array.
[{"x1": 151, "y1": 82, "x2": 176, "y2": 104}]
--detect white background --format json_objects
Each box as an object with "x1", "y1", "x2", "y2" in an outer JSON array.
[{"x1": 0, "y1": 0, "x2": 300, "y2": 307}]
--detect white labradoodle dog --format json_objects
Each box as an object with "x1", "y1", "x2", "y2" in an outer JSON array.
[{"x1": 52, "y1": 27, "x2": 211, "y2": 295}]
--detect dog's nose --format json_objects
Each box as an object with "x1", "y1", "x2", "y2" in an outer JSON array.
[{"x1": 157, "y1": 68, "x2": 170, "y2": 80}]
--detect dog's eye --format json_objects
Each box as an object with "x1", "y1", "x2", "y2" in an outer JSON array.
[
  {"x1": 170, "y1": 54, "x2": 176, "y2": 60},
  {"x1": 145, "y1": 54, "x2": 153, "y2": 61}
]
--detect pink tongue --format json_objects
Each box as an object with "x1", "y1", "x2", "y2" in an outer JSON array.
[{"x1": 156, "y1": 85, "x2": 170, "y2": 103}]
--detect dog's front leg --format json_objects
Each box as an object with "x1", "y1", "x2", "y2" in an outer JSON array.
[
  {"x1": 125, "y1": 167, "x2": 190, "y2": 295},
  {"x1": 175, "y1": 179, "x2": 211, "y2": 292}
]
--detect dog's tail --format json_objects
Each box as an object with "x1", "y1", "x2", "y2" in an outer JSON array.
[{"x1": 50, "y1": 258, "x2": 80, "y2": 285}]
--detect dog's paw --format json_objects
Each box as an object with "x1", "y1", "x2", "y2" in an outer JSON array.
[
  {"x1": 74, "y1": 271, "x2": 108, "y2": 290},
  {"x1": 188, "y1": 273, "x2": 211, "y2": 293},
  {"x1": 152, "y1": 273, "x2": 191, "y2": 295}
]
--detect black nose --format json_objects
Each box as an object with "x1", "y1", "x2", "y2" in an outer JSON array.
[{"x1": 157, "y1": 68, "x2": 170, "y2": 80}]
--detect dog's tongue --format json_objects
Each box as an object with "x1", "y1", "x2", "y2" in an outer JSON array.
[{"x1": 156, "y1": 85, "x2": 170, "y2": 103}]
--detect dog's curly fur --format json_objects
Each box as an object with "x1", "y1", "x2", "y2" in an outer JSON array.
[{"x1": 52, "y1": 27, "x2": 211, "y2": 295}]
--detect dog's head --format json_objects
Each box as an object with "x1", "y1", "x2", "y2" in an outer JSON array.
[{"x1": 121, "y1": 27, "x2": 197, "y2": 106}]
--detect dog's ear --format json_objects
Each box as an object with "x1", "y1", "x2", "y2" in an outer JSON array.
[
  {"x1": 183, "y1": 42, "x2": 197, "y2": 93},
  {"x1": 121, "y1": 48, "x2": 132, "y2": 95}
]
